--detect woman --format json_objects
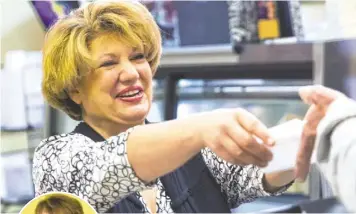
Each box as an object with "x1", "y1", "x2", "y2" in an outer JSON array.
[
  {"x1": 33, "y1": 1, "x2": 298, "y2": 213},
  {"x1": 296, "y1": 85, "x2": 356, "y2": 212},
  {"x1": 35, "y1": 194, "x2": 84, "y2": 214}
]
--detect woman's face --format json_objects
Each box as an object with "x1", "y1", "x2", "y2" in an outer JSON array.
[{"x1": 71, "y1": 34, "x2": 153, "y2": 128}]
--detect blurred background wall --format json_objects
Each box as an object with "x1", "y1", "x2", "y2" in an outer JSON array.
[
  {"x1": 1, "y1": 1, "x2": 45, "y2": 63},
  {"x1": 1, "y1": 1, "x2": 326, "y2": 63}
]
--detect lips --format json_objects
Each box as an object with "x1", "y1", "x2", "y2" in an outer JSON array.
[
  {"x1": 116, "y1": 86, "x2": 144, "y2": 103},
  {"x1": 118, "y1": 89, "x2": 141, "y2": 97}
]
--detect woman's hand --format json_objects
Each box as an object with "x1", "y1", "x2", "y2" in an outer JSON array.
[
  {"x1": 295, "y1": 85, "x2": 346, "y2": 181},
  {"x1": 128, "y1": 107, "x2": 275, "y2": 182},
  {"x1": 195, "y1": 108, "x2": 275, "y2": 168}
]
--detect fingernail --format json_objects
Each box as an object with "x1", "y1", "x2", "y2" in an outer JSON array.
[{"x1": 267, "y1": 138, "x2": 275, "y2": 146}]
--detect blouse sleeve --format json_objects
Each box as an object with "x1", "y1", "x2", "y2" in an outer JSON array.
[
  {"x1": 32, "y1": 128, "x2": 155, "y2": 213},
  {"x1": 315, "y1": 98, "x2": 356, "y2": 212},
  {"x1": 328, "y1": 118, "x2": 356, "y2": 212},
  {"x1": 201, "y1": 148, "x2": 290, "y2": 208}
]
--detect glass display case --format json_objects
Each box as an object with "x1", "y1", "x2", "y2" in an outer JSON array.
[
  {"x1": 174, "y1": 79, "x2": 313, "y2": 205},
  {"x1": 176, "y1": 79, "x2": 310, "y2": 128}
]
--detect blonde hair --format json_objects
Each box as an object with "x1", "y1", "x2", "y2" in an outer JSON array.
[
  {"x1": 42, "y1": 1, "x2": 162, "y2": 120},
  {"x1": 35, "y1": 194, "x2": 84, "y2": 214}
]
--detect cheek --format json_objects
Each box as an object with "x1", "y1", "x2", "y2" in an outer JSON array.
[
  {"x1": 82, "y1": 71, "x2": 116, "y2": 98},
  {"x1": 137, "y1": 64, "x2": 153, "y2": 89},
  {"x1": 137, "y1": 62, "x2": 153, "y2": 82},
  {"x1": 146, "y1": 87, "x2": 153, "y2": 101}
]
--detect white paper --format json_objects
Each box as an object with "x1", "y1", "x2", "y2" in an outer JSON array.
[{"x1": 260, "y1": 119, "x2": 316, "y2": 173}]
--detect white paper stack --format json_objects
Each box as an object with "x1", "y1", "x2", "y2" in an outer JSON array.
[{"x1": 260, "y1": 119, "x2": 316, "y2": 173}]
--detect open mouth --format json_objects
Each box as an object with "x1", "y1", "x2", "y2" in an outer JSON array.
[{"x1": 117, "y1": 89, "x2": 143, "y2": 98}]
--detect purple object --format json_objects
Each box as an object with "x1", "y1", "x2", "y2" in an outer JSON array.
[{"x1": 30, "y1": 1, "x2": 80, "y2": 30}]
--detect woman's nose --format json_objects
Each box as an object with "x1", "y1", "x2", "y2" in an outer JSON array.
[{"x1": 119, "y1": 62, "x2": 139, "y2": 83}]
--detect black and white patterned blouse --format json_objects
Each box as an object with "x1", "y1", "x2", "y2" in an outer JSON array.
[{"x1": 32, "y1": 126, "x2": 288, "y2": 213}]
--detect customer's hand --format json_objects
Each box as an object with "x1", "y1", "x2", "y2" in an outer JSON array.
[
  {"x1": 295, "y1": 85, "x2": 346, "y2": 181},
  {"x1": 195, "y1": 108, "x2": 275, "y2": 167}
]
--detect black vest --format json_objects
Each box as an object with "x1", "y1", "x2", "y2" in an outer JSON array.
[{"x1": 73, "y1": 122, "x2": 231, "y2": 213}]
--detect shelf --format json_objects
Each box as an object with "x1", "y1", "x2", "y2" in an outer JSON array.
[
  {"x1": 156, "y1": 43, "x2": 313, "y2": 80},
  {"x1": 160, "y1": 45, "x2": 238, "y2": 67},
  {"x1": 160, "y1": 43, "x2": 313, "y2": 67}
]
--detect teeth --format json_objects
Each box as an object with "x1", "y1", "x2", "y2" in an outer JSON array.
[{"x1": 121, "y1": 90, "x2": 139, "y2": 96}]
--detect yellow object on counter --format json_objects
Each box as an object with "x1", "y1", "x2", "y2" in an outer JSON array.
[{"x1": 258, "y1": 19, "x2": 280, "y2": 40}]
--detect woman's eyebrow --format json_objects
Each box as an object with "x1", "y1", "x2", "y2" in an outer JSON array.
[
  {"x1": 98, "y1": 53, "x2": 117, "y2": 60},
  {"x1": 132, "y1": 46, "x2": 144, "y2": 53}
]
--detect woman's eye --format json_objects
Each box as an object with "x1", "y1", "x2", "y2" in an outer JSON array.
[
  {"x1": 131, "y1": 54, "x2": 145, "y2": 60},
  {"x1": 100, "y1": 61, "x2": 117, "y2": 68}
]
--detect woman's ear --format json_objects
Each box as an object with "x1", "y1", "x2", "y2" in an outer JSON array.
[{"x1": 67, "y1": 88, "x2": 82, "y2": 105}]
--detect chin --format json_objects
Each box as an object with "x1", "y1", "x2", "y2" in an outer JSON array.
[{"x1": 119, "y1": 103, "x2": 150, "y2": 123}]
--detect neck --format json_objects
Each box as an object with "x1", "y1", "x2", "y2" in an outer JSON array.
[{"x1": 83, "y1": 117, "x2": 145, "y2": 139}]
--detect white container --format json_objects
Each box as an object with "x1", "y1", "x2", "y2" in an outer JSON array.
[
  {"x1": 23, "y1": 51, "x2": 44, "y2": 129},
  {"x1": 1, "y1": 50, "x2": 45, "y2": 130},
  {"x1": 1, "y1": 51, "x2": 28, "y2": 130},
  {"x1": 325, "y1": 0, "x2": 356, "y2": 40}
]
